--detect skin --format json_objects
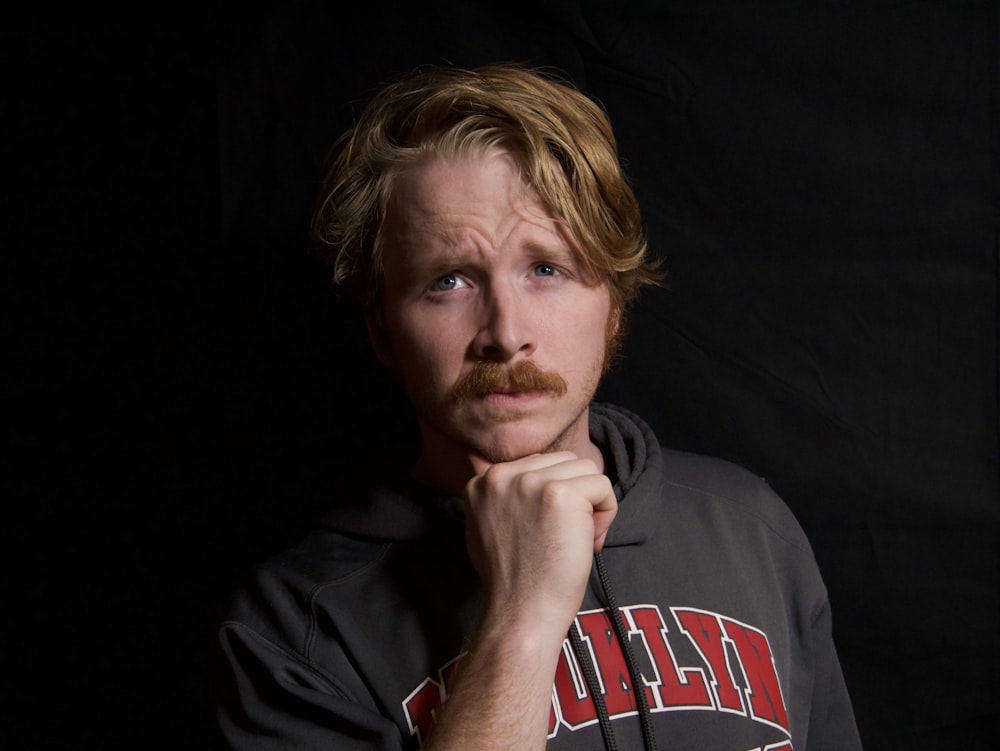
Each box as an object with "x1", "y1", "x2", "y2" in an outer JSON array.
[{"x1": 368, "y1": 149, "x2": 619, "y2": 749}]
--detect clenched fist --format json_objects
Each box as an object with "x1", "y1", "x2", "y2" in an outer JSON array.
[{"x1": 463, "y1": 451, "x2": 618, "y2": 636}]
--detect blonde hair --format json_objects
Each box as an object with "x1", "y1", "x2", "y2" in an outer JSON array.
[{"x1": 311, "y1": 64, "x2": 660, "y2": 315}]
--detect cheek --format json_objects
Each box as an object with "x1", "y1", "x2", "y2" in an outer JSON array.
[
  {"x1": 548, "y1": 309, "x2": 610, "y2": 368},
  {"x1": 391, "y1": 321, "x2": 464, "y2": 382},
  {"x1": 574, "y1": 294, "x2": 614, "y2": 343}
]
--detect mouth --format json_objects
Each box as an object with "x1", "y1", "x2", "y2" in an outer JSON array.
[
  {"x1": 481, "y1": 388, "x2": 548, "y2": 403},
  {"x1": 488, "y1": 385, "x2": 539, "y2": 395}
]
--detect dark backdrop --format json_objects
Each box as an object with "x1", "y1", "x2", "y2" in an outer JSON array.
[{"x1": 4, "y1": 2, "x2": 997, "y2": 749}]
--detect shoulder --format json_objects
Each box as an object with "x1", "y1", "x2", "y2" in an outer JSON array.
[
  {"x1": 659, "y1": 447, "x2": 815, "y2": 555},
  {"x1": 219, "y1": 528, "x2": 390, "y2": 654}
]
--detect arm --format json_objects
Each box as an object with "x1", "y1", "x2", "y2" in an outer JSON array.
[
  {"x1": 804, "y1": 603, "x2": 864, "y2": 751},
  {"x1": 213, "y1": 621, "x2": 405, "y2": 751},
  {"x1": 424, "y1": 452, "x2": 617, "y2": 750}
]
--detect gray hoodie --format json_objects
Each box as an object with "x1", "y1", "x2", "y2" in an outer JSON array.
[{"x1": 214, "y1": 402, "x2": 861, "y2": 750}]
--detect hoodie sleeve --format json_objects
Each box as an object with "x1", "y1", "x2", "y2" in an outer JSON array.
[
  {"x1": 804, "y1": 602, "x2": 864, "y2": 750},
  {"x1": 213, "y1": 621, "x2": 407, "y2": 751}
]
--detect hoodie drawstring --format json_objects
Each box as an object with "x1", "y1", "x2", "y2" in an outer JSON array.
[
  {"x1": 569, "y1": 627, "x2": 619, "y2": 751},
  {"x1": 567, "y1": 551, "x2": 658, "y2": 751}
]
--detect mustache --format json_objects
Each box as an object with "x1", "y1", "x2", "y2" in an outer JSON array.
[{"x1": 450, "y1": 361, "x2": 568, "y2": 403}]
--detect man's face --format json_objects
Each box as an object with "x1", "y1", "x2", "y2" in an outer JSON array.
[{"x1": 371, "y1": 149, "x2": 616, "y2": 485}]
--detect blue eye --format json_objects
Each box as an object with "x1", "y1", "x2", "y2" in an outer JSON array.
[
  {"x1": 534, "y1": 263, "x2": 556, "y2": 276},
  {"x1": 434, "y1": 274, "x2": 461, "y2": 291}
]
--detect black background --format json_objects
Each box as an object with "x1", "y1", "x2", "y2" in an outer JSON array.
[{"x1": 4, "y1": 2, "x2": 998, "y2": 749}]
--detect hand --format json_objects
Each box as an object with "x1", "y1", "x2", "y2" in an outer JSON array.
[{"x1": 463, "y1": 451, "x2": 618, "y2": 636}]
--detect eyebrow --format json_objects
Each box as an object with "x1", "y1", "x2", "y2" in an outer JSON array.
[
  {"x1": 524, "y1": 242, "x2": 576, "y2": 261},
  {"x1": 389, "y1": 217, "x2": 580, "y2": 276},
  {"x1": 410, "y1": 244, "x2": 576, "y2": 274},
  {"x1": 413, "y1": 254, "x2": 468, "y2": 278}
]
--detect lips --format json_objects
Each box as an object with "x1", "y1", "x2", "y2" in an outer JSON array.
[
  {"x1": 489, "y1": 385, "x2": 532, "y2": 395},
  {"x1": 482, "y1": 388, "x2": 545, "y2": 401}
]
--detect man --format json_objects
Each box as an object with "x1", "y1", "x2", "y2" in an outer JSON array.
[{"x1": 213, "y1": 64, "x2": 861, "y2": 750}]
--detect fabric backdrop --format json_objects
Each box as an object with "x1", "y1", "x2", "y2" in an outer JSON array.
[{"x1": 4, "y1": 1, "x2": 997, "y2": 749}]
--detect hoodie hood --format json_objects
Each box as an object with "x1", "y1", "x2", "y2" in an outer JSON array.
[{"x1": 320, "y1": 402, "x2": 663, "y2": 547}]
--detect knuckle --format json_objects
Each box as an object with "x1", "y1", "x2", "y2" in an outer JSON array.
[
  {"x1": 539, "y1": 479, "x2": 569, "y2": 507},
  {"x1": 480, "y1": 463, "x2": 506, "y2": 489},
  {"x1": 512, "y1": 471, "x2": 537, "y2": 496}
]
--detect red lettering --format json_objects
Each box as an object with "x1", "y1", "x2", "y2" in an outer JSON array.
[
  {"x1": 576, "y1": 610, "x2": 639, "y2": 716},
  {"x1": 724, "y1": 619, "x2": 789, "y2": 730},
  {"x1": 674, "y1": 608, "x2": 744, "y2": 713},
  {"x1": 402, "y1": 677, "x2": 443, "y2": 745},
  {"x1": 402, "y1": 654, "x2": 464, "y2": 744},
  {"x1": 626, "y1": 605, "x2": 712, "y2": 709},
  {"x1": 404, "y1": 606, "x2": 792, "y2": 747},
  {"x1": 551, "y1": 640, "x2": 596, "y2": 731}
]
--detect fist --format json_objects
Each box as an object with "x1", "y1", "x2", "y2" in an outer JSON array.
[{"x1": 463, "y1": 452, "x2": 618, "y2": 630}]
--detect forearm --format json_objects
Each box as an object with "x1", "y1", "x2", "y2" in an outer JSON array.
[{"x1": 424, "y1": 613, "x2": 565, "y2": 751}]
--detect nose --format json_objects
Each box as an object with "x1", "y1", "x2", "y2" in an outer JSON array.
[{"x1": 472, "y1": 282, "x2": 534, "y2": 361}]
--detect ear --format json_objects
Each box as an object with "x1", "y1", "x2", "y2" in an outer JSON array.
[
  {"x1": 365, "y1": 312, "x2": 395, "y2": 368},
  {"x1": 608, "y1": 303, "x2": 623, "y2": 340}
]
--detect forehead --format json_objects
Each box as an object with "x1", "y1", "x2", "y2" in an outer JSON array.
[
  {"x1": 381, "y1": 150, "x2": 575, "y2": 265},
  {"x1": 387, "y1": 149, "x2": 538, "y2": 223}
]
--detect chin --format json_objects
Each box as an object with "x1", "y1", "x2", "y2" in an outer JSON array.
[
  {"x1": 476, "y1": 442, "x2": 544, "y2": 464},
  {"x1": 470, "y1": 420, "x2": 575, "y2": 464}
]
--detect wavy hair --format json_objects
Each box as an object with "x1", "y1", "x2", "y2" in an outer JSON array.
[{"x1": 311, "y1": 64, "x2": 660, "y2": 316}]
